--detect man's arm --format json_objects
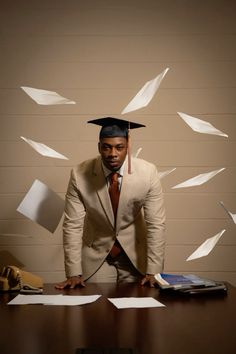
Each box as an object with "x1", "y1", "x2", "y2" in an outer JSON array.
[
  {"x1": 55, "y1": 169, "x2": 86, "y2": 289},
  {"x1": 142, "y1": 165, "x2": 166, "y2": 285}
]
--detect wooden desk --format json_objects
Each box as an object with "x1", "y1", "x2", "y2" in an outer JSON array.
[{"x1": 0, "y1": 283, "x2": 235, "y2": 354}]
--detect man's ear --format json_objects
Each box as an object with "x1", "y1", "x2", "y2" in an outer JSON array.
[{"x1": 98, "y1": 142, "x2": 101, "y2": 153}]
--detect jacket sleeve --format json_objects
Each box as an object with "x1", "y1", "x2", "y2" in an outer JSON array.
[
  {"x1": 63, "y1": 168, "x2": 86, "y2": 277},
  {"x1": 143, "y1": 164, "x2": 166, "y2": 275}
]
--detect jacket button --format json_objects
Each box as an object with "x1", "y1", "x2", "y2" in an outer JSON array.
[{"x1": 106, "y1": 249, "x2": 110, "y2": 253}]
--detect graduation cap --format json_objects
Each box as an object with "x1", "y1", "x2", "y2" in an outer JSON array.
[{"x1": 87, "y1": 117, "x2": 146, "y2": 173}]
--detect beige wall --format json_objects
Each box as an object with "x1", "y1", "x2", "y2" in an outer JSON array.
[{"x1": 0, "y1": 0, "x2": 235, "y2": 285}]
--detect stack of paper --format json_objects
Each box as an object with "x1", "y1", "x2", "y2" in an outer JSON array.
[
  {"x1": 155, "y1": 273, "x2": 216, "y2": 290},
  {"x1": 154, "y1": 273, "x2": 227, "y2": 294}
]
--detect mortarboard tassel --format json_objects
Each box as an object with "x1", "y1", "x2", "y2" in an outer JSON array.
[{"x1": 127, "y1": 121, "x2": 132, "y2": 174}]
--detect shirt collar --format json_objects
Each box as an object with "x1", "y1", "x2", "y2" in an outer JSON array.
[{"x1": 101, "y1": 158, "x2": 126, "y2": 178}]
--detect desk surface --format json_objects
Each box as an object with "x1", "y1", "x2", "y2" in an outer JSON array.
[{"x1": 0, "y1": 282, "x2": 236, "y2": 354}]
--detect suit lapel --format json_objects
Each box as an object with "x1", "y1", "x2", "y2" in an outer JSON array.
[{"x1": 93, "y1": 157, "x2": 115, "y2": 227}]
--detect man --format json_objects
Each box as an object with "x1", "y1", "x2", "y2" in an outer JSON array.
[{"x1": 56, "y1": 117, "x2": 165, "y2": 289}]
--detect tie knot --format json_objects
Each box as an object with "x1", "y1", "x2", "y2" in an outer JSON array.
[{"x1": 110, "y1": 172, "x2": 119, "y2": 183}]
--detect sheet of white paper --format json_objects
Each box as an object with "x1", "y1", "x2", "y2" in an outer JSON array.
[
  {"x1": 219, "y1": 201, "x2": 236, "y2": 224},
  {"x1": 21, "y1": 86, "x2": 76, "y2": 105},
  {"x1": 172, "y1": 168, "x2": 225, "y2": 189},
  {"x1": 17, "y1": 179, "x2": 64, "y2": 233},
  {"x1": 8, "y1": 294, "x2": 63, "y2": 305},
  {"x1": 21, "y1": 136, "x2": 68, "y2": 160},
  {"x1": 8, "y1": 294, "x2": 101, "y2": 306},
  {"x1": 177, "y1": 112, "x2": 228, "y2": 137},
  {"x1": 107, "y1": 297, "x2": 165, "y2": 309},
  {"x1": 133, "y1": 147, "x2": 142, "y2": 158},
  {"x1": 158, "y1": 168, "x2": 176, "y2": 180},
  {"x1": 121, "y1": 68, "x2": 169, "y2": 114},
  {"x1": 186, "y1": 229, "x2": 226, "y2": 261}
]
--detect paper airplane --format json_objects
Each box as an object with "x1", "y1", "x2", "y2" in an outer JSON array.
[
  {"x1": 177, "y1": 112, "x2": 228, "y2": 137},
  {"x1": 172, "y1": 168, "x2": 225, "y2": 189},
  {"x1": 219, "y1": 201, "x2": 236, "y2": 224},
  {"x1": 121, "y1": 68, "x2": 169, "y2": 114},
  {"x1": 21, "y1": 136, "x2": 68, "y2": 160},
  {"x1": 21, "y1": 86, "x2": 76, "y2": 105},
  {"x1": 158, "y1": 168, "x2": 176, "y2": 179},
  {"x1": 186, "y1": 229, "x2": 226, "y2": 261},
  {"x1": 17, "y1": 179, "x2": 64, "y2": 233}
]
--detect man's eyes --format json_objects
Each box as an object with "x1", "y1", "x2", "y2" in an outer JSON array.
[
  {"x1": 102, "y1": 145, "x2": 125, "y2": 150},
  {"x1": 116, "y1": 146, "x2": 125, "y2": 150}
]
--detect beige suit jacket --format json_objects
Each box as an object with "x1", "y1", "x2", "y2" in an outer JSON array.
[{"x1": 63, "y1": 156, "x2": 166, "y2": 280}]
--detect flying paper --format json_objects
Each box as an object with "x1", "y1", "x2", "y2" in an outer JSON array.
[
  {"x1": 121, "y1": 68, "x2": 169, "y2": 114},
  {"x1": 17, "y1": 179, "x2": 64, "y2": 233},
  {"x1": 21, "y1": 136, "x2": 68, "y2": 160},
  {"x1": 159, "y1": 168, "x2": 176, "y2": 180},
  {"x1": 219, "y1": 201, "x2": 236, "y2": 224},
  {"x1": 133, "y1": 147, "x2": 142, "y2": 158},
  {"x1": 177, "y1": 112, "x2": 228, "y2": 137},
  {"x1": 172, "y1": 168, "x2": 225, "y2": 189},
  {"x1": 186, "y1": 229, "x2": 226, "y2": 261},
  {"x1": 21, "y1": 86, "x2": 76, "y2": 105}
]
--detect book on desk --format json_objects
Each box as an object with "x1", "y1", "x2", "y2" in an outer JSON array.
[{"x1": 154, "y1": 273, "x2": 227, "y2": 294}]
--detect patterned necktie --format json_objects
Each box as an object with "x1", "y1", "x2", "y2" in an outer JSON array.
[{"x1": 109, "y1": 172, "x2": 120, "y2": 218}]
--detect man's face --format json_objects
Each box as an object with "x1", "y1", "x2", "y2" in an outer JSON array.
[{"x1": 98, "y1": 137, "x2": 128, "y2": 171}]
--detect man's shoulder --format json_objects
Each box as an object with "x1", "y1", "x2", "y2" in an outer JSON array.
[
  {"x1": 132, "y1": 157, "x2": 156, "y2": 171},
  {"x1": 73, "y1": 156, "x2": 99, "y2": 175},
  {"x1": 131, "y1": 158, "x2": 163, "y2": 182}
]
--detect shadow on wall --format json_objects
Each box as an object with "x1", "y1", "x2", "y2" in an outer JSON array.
[{"x1": 0, "y1": 250, "x2": 25, "y2": 269}]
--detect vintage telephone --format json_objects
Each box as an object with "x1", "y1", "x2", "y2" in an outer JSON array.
[{"x1": 0, "y1": 265, "x2": 43, "y2": 294}]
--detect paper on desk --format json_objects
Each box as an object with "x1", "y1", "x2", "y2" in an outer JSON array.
[
  {"x1": 8, "y1": 294, "x2": 62, "y2": 305},
  {"x1": 21, "y1": 86, "x2": 76, "y2": 105},
  {"x1": 121, "y1": 68, "x2": 169, "y2": 114},
  {"x1": 219, "y1": 201, "x2": 236, "y2": 224},
  {"x1": 17, "y1": 179, "x2": 64, "y2": 233},
  {"x1": 107, "y1": 297, "x2": 165, "y2": 309},
  {"x1": 172, "y1": 168, "x2": 225, "y2": 189},
  {"x1": 186, "y1": 229, "x2": 226, "y2": 261},
  {"x1": 8, "y1": 294, "x2": 101, "y2": 306},
  {"x1": 21, "y1": 136, "x2": 68, "y2": 160},
  {"x1": 177, "y1": 112, "x2": 228, "y2": 137},
  {"x1": 159, "y1": 168, "x2": 176, "y2": 180}
]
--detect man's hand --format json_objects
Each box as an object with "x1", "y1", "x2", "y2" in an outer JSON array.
[
  {"x1": 140, "y1": 274, "x2": 157, "y2": 288},
  {"x1": 55, "y1": 276, "x2": 85, "y2": 289}
]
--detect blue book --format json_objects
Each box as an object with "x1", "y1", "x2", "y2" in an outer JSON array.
[{"x1": 154, "y1": 273, "x2": 216, "y2": 289}]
